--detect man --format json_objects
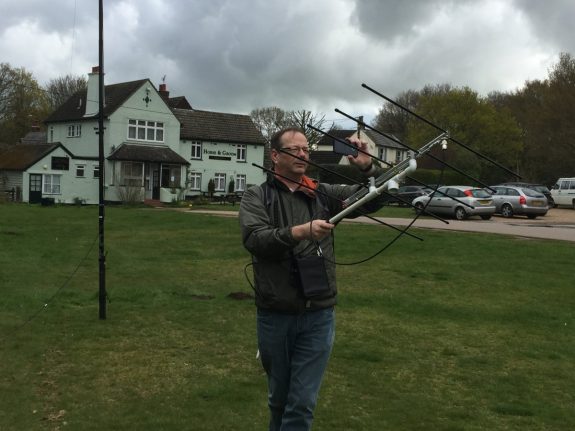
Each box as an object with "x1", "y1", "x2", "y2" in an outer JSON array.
[{"x1": 239, "y1": 127, "x2": 381, "y2": 430}]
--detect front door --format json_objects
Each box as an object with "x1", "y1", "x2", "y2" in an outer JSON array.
[
  {"x1": 29, "y1": 174, "x2": 42, "y2": 204},
  {"x1": 152, "y1": 169, "x2": 160, "y2": 200}
]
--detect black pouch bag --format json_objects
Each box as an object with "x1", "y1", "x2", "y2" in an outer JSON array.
[{"x1": 294, "y1": 255, "x2": 330, "y2": 298}]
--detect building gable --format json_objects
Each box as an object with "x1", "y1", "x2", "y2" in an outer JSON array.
[
  {"x1": 44, "y1": 79, "x2": 151, "y2": 124},
  {"x1": 0, "y1": 143, "x2": 71, "y2": 171}
]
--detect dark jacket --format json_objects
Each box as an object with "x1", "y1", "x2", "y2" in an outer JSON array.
[{"x1": 239, "y1": 175, "x2": 382, "y2": 314}]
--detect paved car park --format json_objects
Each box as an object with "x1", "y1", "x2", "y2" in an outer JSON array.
[
  {"x1": 362, "y1": 208, "x2": 575, "y2": 242},
  {"x1": 180, "y1": 208, "x2": 575, "y2": 242}
]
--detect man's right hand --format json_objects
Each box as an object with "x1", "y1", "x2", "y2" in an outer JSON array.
[{"x1": 291, "y1": 220, "x2": 335, "y2": 241}]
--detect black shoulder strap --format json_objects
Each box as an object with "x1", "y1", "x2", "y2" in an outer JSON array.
[
  {"x1": 315, "y1": 184, "x2": 329, "y2": 214},
  {"x1": 261, "y1": 181, "x2": 280, "y2": 227}
]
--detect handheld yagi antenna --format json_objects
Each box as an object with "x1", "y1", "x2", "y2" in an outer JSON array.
[{"x1": 361, "y1": 83, "x2": 521, "y2": 179}]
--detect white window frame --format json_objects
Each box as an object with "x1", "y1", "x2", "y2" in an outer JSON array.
[
  {"x1": 76, "y1": 164, "x2": 86, "y2": 177},
  {"x1": 189, "y1": 172, "x2": 202, "y2": 190},
  {"x1": 93, "y1": 165, "x2": 100, "y2": 178},
  {"x1": 67, "y1": 124, "x2": 82, "y2": 138},
  {"x1": 214, "y1": 173, "x2": 226, "y2": 192},
  {"x1": 379, "y1": 147, "x2": 387, "y2": 162},
  {"x1": 235, "y1": 174, "x2": 246, "y2": 192},
  {"x1": 43, "y1": 174, "x2": 61, "y2": 194},
  {"x1": 127, "y1": 119, "x2": 164, "y2": 143},
  {"x1": 191, "y1": 141, "x2": 202, "y2": 159},
  {"x1": 236, "y1": 144, "x2": 246, "y2": 162}
]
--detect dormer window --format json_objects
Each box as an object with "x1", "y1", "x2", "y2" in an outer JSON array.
[
  {"x1": 128, "y1": 119, "x2": 164, "y2": 142},
  {"x1": 67, "y1": 124, "x2": 82, "y2": 138}
]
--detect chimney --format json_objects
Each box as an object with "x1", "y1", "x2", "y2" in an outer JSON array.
[
  {"x1": 84, "y1": 66, "x2": 103, "y2": 117},
  {"x1": 357, "y1": 115, "x2": 364, "y2": 130},
  {"x1": 159, "y1": 83, "x2": 170, "y2": 102}
]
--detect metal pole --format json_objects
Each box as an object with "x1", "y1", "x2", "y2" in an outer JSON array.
[{"x1": 98, "y1": 0, "x2": 107, "y2": 319}]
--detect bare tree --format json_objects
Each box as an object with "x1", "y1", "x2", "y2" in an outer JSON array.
[
  {"x1": 287, "y1": 109, "x2": 328, "y2": 149},
  {"x1": 250, "y1": 106, "x2": 292, "y2": 142},
  {"x1": 44, "y1": 74, "x2": 87, "y2": 110}
]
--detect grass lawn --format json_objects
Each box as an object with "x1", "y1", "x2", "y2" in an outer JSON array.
[{"x1": 0, "y1": 204, "x2": 573, "y2": 430}]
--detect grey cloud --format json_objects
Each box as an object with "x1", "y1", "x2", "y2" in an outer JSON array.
[
  {"x1": 0, "y1": 0, "x2": 95, "y2": 34},
  {"x1": 1, "y1": 0, "x2": 573, "y2": 123},
  {"x1": 512, "y1": 0, "x2": 575, "y2": 52},
  {"x1": 349, "y1": 0, "x2": 475, "y2": 40}
]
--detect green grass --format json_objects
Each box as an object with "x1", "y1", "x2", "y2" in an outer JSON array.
[{"x1": 0, "y1": 204, "x2": 573, "y2": 430}]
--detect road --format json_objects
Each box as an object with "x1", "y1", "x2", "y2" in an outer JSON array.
[
  {"x1": 184, "y1": 207, "x2": 575, "y2": 242},
  {"x1": 348, "y1": 208, "x2": 575, "y2": 242}
]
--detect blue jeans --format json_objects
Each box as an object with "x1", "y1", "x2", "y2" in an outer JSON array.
[{"x1": 257, "y1": 307, "x2": 335, "y2": 431}]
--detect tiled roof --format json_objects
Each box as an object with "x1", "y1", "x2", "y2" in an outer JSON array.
[
  {"x1": 168, "y1": 96, "x2": 192, "y2": 110},
  {"x1": 108, "y1": 143, "x2": 189, "y2": 165},
  {"x1": 44, "y1": 79, "x2": 149, "y2": 123},
  {"x1": 173, "y1": 108, "x2": 266, "y2": 145},
  {"x1": 317, "y1": 129, "x2": 355, "y2": 147},
  {"x1": 43, "y1": 76, "x2": 265, "y2": 145},
  {"x1": 0, "y1": 143, "x2": 61, "y2": 170},
  {"x1": 364, "y1": 130, "x2": 404, "y2": 149},
  {"x1": 20, "y1": 131, "x2": 47, "y2": 144}
]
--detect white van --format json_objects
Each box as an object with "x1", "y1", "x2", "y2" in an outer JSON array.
[{"x1": 551, "y1": 178, "x2": 575, "y2": 208}]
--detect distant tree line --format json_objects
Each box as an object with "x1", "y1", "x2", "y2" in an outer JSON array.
[
  {"x1": 0, "y1": 62, "x2": 86, "y2": 146},
  {"x1": 370, "y1": 52, "x2": 575, "y2": 186},
  {"x1": 2, "y1": 52, "x2": 574, "y2": 186}
]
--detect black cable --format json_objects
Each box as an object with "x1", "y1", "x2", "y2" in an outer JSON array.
[
  {"x1": 329, "y1": 165, "x2": 445, "y2": 266},
  {"x1": 3, "y1": 233, "x2": 100, "y2": 338}
]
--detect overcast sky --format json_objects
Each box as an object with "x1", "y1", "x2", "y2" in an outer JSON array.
[{"x1": 1, "y1": 0, "x2": 574, "y2": 127}]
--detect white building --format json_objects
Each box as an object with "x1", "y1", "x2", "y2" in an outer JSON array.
[{"x1": 0, "y1": 67, "x2": 266, "y2": 204}]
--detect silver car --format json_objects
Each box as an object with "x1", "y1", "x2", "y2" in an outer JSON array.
[
  {"x1": 490, "y1": 185, "x2": 548, "y2": 218},
  {"x1": 412, "y1": 186, "x2": 495, "y2": 220}
]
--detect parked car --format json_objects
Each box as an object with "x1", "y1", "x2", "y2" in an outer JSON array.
[
  {"x1": 551, "y1": 177, "x2": 575, "y2": 209},
  {"x1": 412, "y1": 185, "x2": 495, "y2": 220},
  {"x1": 500, "y1": 182, "x2": 554, "y2": 207},
  {"x1": 490, "y1": 185, "x2": 548, "y2": 218},
  {"x1": 388, "y1": 185, "x2": 433, "y2": 206}
]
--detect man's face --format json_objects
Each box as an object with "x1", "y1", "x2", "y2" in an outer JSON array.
[{"x1": 272, "y1": 131, "x2": 310, "y2": 179}]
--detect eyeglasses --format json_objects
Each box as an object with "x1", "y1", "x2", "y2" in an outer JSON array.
[{"x1": 279, "y1": 146, "x2": 310, "y2": 155}]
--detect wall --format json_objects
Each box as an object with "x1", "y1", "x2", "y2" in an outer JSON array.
[
  {"x1": 182, "y1": 140, "x2": 265, "y2": 195},
  {"x1": 24, "y1": 148, "x2": 100, "y2": 204},
  {"x1": 0, "y1": 171, "x2": 23, "y2": 201}
]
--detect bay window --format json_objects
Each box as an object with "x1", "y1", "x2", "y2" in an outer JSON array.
[{"x1": 121, "y1": 162, "x2": 144, "y2": 186}]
